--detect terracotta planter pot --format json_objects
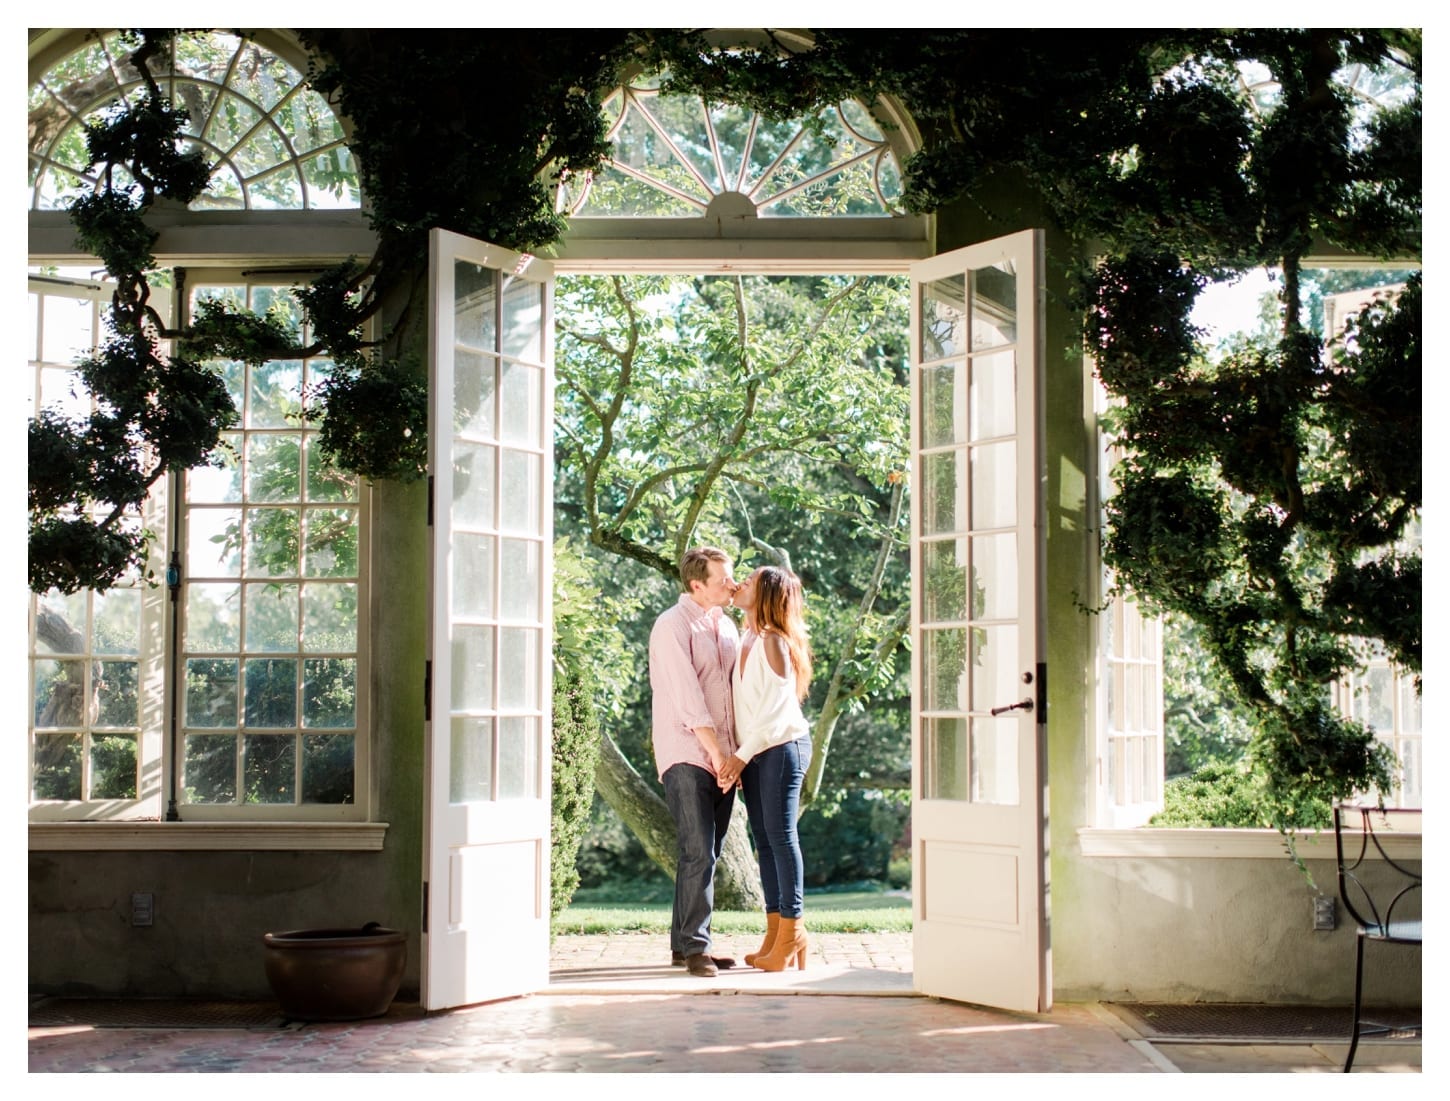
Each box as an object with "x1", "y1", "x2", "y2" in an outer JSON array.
[{"x1": 262, "y1": 922, "x2": 406, "y2": 1021}]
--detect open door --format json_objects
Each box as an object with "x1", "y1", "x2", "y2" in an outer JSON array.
[
  {"x1": 909, "y1": 230, "x2": 1049, "y2": 1013},
  {"x1": 423, "y1": 228, "x2": 554, "y2": 1010}
]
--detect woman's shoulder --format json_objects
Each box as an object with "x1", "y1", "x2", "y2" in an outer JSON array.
[{"x1": 760, "y1": 629, "x2": 790, "y2": 677}]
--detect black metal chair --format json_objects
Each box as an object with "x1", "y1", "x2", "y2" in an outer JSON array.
[{"x1": 1333, "y1": 803, "x2": 1422, "y2": 1072}]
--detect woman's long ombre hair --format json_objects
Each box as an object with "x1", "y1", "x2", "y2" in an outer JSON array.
[{"x1": 753, "y1": 566, "x2": 813, "y2": 701}]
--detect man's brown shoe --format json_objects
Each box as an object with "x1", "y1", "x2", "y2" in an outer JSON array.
[
  {"x1": 684, "y1": 953, "x2": 718, "y2": 977},
  {"x1": 673, "y1": 951, "x2": 735, "y2": 969}
]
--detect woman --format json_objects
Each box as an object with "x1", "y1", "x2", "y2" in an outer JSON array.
[{"x1": 717, "y1": 565, "x2": 814, "y2": 972}]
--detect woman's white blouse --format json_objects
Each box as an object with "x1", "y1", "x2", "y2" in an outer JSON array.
[{"x1": 732, "y1": 629, "x2": 810, "y2": 763}]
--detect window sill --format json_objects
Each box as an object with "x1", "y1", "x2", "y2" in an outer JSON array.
[
  {"x1": 29, "y1": 822, "x2": 388, "y2": 852},
  {"x1": 1078, "y1": 826, "x2": 1420, "y2": 861}
]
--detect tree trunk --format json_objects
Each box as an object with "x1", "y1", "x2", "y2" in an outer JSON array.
[{"x1": 593, "y1": 731, "x2": 764, "y2": 912}]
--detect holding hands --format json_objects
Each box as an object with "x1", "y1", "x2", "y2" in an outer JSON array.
[{"x1": 716, "y1": 753, "x2": 746, "y2": 791}]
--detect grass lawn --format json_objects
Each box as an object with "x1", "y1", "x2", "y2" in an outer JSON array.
[{"x1": 554, "y1": 887, "x2": 912, "y2": 935}]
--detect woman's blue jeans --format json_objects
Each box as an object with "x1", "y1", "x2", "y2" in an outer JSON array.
[{"x1": 742, "y1": 734, "x2": 813, "y2": 918}]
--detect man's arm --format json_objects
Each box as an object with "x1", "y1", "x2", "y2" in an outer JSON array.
[{"x1": 648, "y1": 611, "x2": 723, "y2": 770}]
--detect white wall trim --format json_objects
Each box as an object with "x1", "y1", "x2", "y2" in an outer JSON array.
[
  {"x1": 1078, "y1": 826, "x2": 1421, "y2": 861},
  {"x1": 29, "y1": 822, "x2": 388, "y2": 852}
]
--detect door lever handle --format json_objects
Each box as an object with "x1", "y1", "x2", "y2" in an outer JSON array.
[{"x1": 990, "y1": 697, "x2": 1035, "y2": 716}]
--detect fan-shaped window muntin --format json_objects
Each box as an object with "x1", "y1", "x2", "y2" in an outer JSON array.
[
  {"x1": 29, "y1": 31, "x2": 359, "y2": 212},
  {"x1": 560, "y1": 76, "x2": 905, "y2": 219},
  {"x1": 1235, "y1": 54, "x2": 1416, "y2": 148}
]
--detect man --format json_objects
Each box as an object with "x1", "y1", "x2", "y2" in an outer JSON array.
[{"x1": 648, "y1": 546, "x2": 740, "y2": 978}]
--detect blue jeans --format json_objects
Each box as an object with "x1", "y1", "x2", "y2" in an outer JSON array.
[
  {"x1": 662, "y1": 762, "x2": 736, "y2": 957},
  {"x1": 741, "y1": 734, "x2": 812, "y2": 919}
]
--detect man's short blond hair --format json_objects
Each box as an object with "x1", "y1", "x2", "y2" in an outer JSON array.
[{"x1": 680, "y1": 546, "x2": 730, "y2": 593}]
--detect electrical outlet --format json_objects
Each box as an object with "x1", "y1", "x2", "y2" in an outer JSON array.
[
  {"x1": 1313, "y1": 895, "x2": 1336, "y2": 931},
  {"x1": 131, "y1": 892, "x2": 154, "y2": 927}
]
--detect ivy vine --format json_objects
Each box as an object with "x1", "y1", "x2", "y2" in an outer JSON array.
[{"x1": 28, "y1": 28, "x2": 1421, "y2": 827}]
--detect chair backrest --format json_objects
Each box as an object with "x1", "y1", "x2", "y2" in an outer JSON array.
[{"x1": 1333, "y1": 804, "x2": 1422, "y2": 937}]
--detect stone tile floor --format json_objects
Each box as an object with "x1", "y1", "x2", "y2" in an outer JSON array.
[{"x1": 26, "y1": 932, "x2": 1424, "y2": 1079}]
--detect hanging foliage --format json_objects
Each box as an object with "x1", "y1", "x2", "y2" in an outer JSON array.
[{"x1": 28, "y1": 27, "x2": 1421, "y2": 827}]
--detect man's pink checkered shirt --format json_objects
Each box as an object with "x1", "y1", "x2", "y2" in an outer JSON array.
[{"x1": 648, "y1": 593, "x2": 739, "y2": 781}]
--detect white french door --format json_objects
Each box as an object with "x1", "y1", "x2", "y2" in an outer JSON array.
[
  {"x1": 423, "y1": 229, "x2": 554, "y2": 1010},
  {"x1": 909, "y1": 230, "x2": 1050, "y2": 1013}
]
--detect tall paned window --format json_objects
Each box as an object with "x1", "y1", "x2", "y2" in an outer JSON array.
[
  {"x1": 28, "y1": 31, "x2": 368, "y2": 824},
  {"x1": 179, "y1": 277, "x2": 367, "y2": 818},
  {"x1": 1093, "y1": 413, "x2": 1166, "y2": 827},
  {"x1": 27, "y1": 276, "x2": 169, "y2": 817},
  {"x1": 1322, "y1": 282, "x2": 1420, "y2": 810}
]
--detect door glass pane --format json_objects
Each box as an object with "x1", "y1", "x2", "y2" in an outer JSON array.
[
  {"x1": 455, "y1": 262, "x2": 497, "y2": 351},
  {"x1": 925, "y1": 716, "x2": 968, "y2": 800},
  {"x1": 450, "y1": 716, "x2": 493, "y2": 803},
  {"x1": 920, "y1": 360, "x2": 963, "y2": 448},
  {"x1": 501, "y1": 277, "x2": 543, "y2": 361},
  {"x1": 500, "y1": 450, "x2": 541, "y2": 533},
  {"x1": 970, "y1": 262, "x2": 1016, "y2": 349},
  {"x1": 455, "y1": 348, "x2": 497, "y2": 439},
  {"x1": 972, "y1": 533, "x2": 1018, "y2": 620},
  {"x1": 921, "y1": 274, "x2": 966, "y2": 360},
  {"x1": 497, "y1": 715, "x2": 539, "y2": 800},
  {"x1": 921, "y1": 449, "x2": 966, "y2": 535},
  {"x1": 921, "y1": 537, "x2": 968, "y2": 623},
  {"x1": 452, "y1": 533, "x2": 496, "y2": 619},
  {"x1": 452, "y1": 442, "x2": 495, "y2": 529},
  {"x1": 451, "y1": 625, "x2": 494, "y2": 711},
  {"x1": 499, "y1": 627, "x2": 540, "y2": 710},
  {"x1": 969, "y1": 350, "x2": 1015, "y2": 440},
  {"x1": 971, "y1": 717, "x2": 1019, "y2": 804},
  {"x1": 970, "y1": 441, "x2": 1015, "y2": 529},
  {"x1": 922, "y1": 627, "x2": 968, "y2": 712},
  {"x1": 970, "y1": 624, "x2": 1019, "y2": 713},
  {"x1": 500, "y1": 539, "x2": 540, "y2": 621},
  {"x1": 500, "y1": 361, "x2": 541, "y2": 446}
]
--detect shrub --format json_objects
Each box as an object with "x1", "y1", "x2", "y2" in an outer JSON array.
[
  {"x1": 550, "y1": 649, "x2": 602, "y2": 921},
  {"x1": 1149, "y1": 760, "x2": 1331, "y2": 829}
]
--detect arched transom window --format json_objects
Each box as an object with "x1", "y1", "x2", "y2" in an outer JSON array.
[
  {"x1": 558, "y1": 72, "x2": 905, "y2": 220},
  {"x1": 28, "y1": 30, "x2": 359, "y2": 212}
]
